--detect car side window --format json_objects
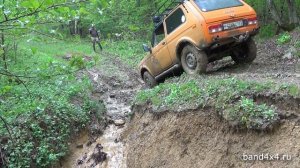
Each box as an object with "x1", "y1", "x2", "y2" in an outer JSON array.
[
  {"x1": 152, "y1": 23, "x2": 165, "y2": 47},
  {"x1": 165, "y1": 8, "x2": 186, "y2": 34}
]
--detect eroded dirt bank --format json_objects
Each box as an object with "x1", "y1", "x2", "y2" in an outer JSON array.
[{"x1": 123, "y1": 105, "x2": 300, "y2": 168}]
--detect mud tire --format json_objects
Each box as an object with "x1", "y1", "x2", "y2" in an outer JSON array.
[
  {"x1": 231, "y1": 38, "x2": 257, "y2": 64},
  {"x1": 143, "y1": 71, "x2": 157, "y2": 88},
  {"x1": 181, "y1": 45, "x2": 208, "y2": 75}
]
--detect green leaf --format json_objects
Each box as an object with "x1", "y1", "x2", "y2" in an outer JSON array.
[
  {"x1": 21, "y1": 1, "x2": 32, "y2": 8},
  {"x1": 31, "y1": 47, "x2": 38, "y2": 55},
  {"x1": 1, "y1": 85, "x2": 13, "y2": 94},
  {"x1": 31, "y1": 0, "x2": 40, "y2": 9},
  {"x1": 21, "y1": 0, "x2": 40, "y2": 9}
]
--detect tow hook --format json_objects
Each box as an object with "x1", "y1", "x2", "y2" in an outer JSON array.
[{"x1": 234, "y1": 31, "x2": 249, "y2": 43}]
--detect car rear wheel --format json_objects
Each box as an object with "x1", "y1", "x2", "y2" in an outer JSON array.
[
  {"x1": 181, "y1": 45, "x2": 208, "y2": 75},
  {"x1": 231, "y1": 38, "x2": 257, "y2": 64},
  {"x1": 143, "y1": 71, "x2": 157, "y2": 88}
]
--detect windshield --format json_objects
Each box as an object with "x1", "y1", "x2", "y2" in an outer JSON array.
[{"x1": 194, "y1": 0, "x2": 243, "y2": 12}]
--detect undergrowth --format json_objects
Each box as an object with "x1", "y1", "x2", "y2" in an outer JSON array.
[{"x1": 0, "y1": 38, "x2": 102, "y2": 167}]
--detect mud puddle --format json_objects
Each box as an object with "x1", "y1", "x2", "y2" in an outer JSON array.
[
  {"x1": 61, "y1": 53, "x2": 142, "y2": 168},
  {"x1": 61, "y1": 124, "x2": 126, "y2": 168}
]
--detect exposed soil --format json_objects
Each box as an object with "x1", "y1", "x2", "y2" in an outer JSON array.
[{"x1": 123, "y1": 105, "x2": 300, "y2": 168}]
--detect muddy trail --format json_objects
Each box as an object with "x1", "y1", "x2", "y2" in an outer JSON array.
[
  {"x1": 207, "y1": 34, "x2": 300, "y2": 86},
  {"x1": 60, "y1": 52, "x2": 142, "y2": 168},
  {"x1": 60, "y1": 33, "x2": 299, "y2": 168}
]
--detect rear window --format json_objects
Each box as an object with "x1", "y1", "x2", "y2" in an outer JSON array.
[{"x1": 194, "y1": 0, "x2": 243, "y2": 12}]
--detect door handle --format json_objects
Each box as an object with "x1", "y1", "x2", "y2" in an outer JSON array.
[{"x1": 162, "y1": 41, "x2": 166, "y2": 45}]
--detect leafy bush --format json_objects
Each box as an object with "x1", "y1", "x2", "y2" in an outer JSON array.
[
  {"x1": 69, "y1": 55, "x2": 86, "y2": 69},
  {"x1": 277, "y1": 32, "x2": 292, "y2": 44},
  {"x1": 225, "y1": 97, "x2": 277, "y2": 129},
  {"x1": 259, "y1": 24, "x2": 276, "y2": 38},
  {"x1": 0, "y1": 40, "x2": 102, "y2": 167}
]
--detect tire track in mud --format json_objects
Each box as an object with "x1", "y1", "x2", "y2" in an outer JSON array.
[{"x1": 207, "y1": 54, "x2": 300, "y2": 86}]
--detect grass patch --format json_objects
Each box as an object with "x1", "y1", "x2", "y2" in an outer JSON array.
[
  {"x1": 103, "y1": 40, "x2": 145, "y2": 68},
  {"x1": 135, "y1": 77, "x2": 297, "y2": 130},
  {"x1": 277, "y1": 32, "x2": 292, "y2": 45}
]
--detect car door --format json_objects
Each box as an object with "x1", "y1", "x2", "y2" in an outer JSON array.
[
  {"x1": 150, "y1": 22, "x2": 173, "y2": 76},
  {"x1": 164, "y1": 7, "x2": 188, "y2": 63}
]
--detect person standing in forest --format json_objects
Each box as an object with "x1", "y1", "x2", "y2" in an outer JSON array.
[{"x1": 89, "y1": 24, "x2": 103, "y2": 52}]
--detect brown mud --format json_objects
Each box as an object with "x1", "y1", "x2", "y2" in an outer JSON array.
[
  {"x1": 207, "y1": 38, "x2": 300, "y2": 86},
  {"x1": 60, "y1": 52, "x2": 142, "y2": 168}
]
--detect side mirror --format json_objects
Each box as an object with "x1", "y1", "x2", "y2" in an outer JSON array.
[
  {"x1": 152, "y1": 16, "x2": 161, "y2": 23},
  {"x1": 143, "y1": 44, "x2": 152, "y2": 53}
]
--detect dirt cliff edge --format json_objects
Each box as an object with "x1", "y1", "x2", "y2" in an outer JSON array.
[{"x1": 123, "y1": 105, "x2": 300, "y2": 168}]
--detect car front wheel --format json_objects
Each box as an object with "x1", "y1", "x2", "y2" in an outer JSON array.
[
  {"x1": 143, "y1": 71, "x2": 157, "y2": 88},
  {"x1": 181, "y1": 45, "x2": 208, "y2": 75}
]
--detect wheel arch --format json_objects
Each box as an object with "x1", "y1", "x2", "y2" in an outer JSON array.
[
  {"x1": 140, "y1": 66, "x2": 151, "y2": 79},
  {"x1": 176, "y1": 40, "x2": 199, "y2": 62}
]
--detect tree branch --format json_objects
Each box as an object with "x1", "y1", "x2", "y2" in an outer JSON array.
[
  {"x1": 0, "y1": 115, "x2": 14, "y2": 144},
  {"x1": 0, "y1": 70, "x2": 32, "y2": 98},
  {"x1": 0, "y1": 0, "x2": 88, "y2": 24},
  {"x1": 2, "y1": 0, "x2": 8, "y2": 21}
]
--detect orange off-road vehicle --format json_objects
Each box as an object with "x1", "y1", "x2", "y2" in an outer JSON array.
[{"x1": 139, "y1": 0, "x2": 259, "y2": 87}]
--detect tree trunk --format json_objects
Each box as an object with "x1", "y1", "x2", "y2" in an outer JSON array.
[
  {"x1": 1, "y1": 31, "x2": 7, "y2": 70},
  {"x1": 266, "y1": 0, "x2": 283, "y2": 26},
  {"x1": 74, "y1": 19, "x2": 80, "y2": 35},
  {"x1": 286, "y1": 0, "x2": 299, "y2": 25},
  {"x1": 266, "y1": 0, "x2": 297, "y2": 31}
]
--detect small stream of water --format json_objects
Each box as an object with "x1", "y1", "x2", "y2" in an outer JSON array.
[{"x1": 61, "y1": 89, "x2": 136, "y2": 168}]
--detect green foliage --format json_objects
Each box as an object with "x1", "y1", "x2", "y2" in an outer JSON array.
[
  {"x1": 69, "y1": 55, "x2": 86, "y2": 69},
  {"x1": 137, "y1": 80, "x2": 201, "y2": 107},
  {"x1": 226, "y1": 97, "x2": 277, "y2": 129},
  {"x1": 287, "y1": 84, "x2": 300, "y2": 97},
  {"x1": 277, "y1": 32, "x2": 292, "y2": 44},
  {"x1": 259, "y1": 24, "x2": 277, "y2": 38},
  {"x1": 0, "y1": 39, "x2": 101, "y2": 167},
  {"x1": 279, "y1": 84, "x2": 300, "y2": 97},
  {"x1": 136, "y1": 77, "x2": 297, "y2": 129}
]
